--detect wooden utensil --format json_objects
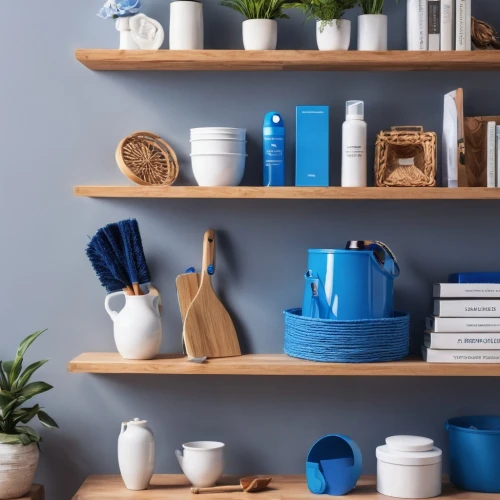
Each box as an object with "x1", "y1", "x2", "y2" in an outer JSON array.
[
  {"x1": 176, "y1": 272, "x2": 201, "y2": 323},
  {"x1": 183, "y1": 229, "x2": 241, "y2": 359},
  {"x1": 191, "y1": 476, "x2": 273, "y2": 494}
]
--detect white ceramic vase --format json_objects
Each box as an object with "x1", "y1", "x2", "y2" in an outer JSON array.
[
  {"x1": 242, "y1": 20, "x2": 278, "y2": 50},
  {"x1": 0, "y1": 443, "x2": 39, "y2": 500},
  {"x1": 118, "y1": 419, "x2": 155, "y2": 491},
  {"x1": 170, "y1": 1, "x2": 204, "y2": 50},
  {"x1": 105, "y1": 290, "x2": 162, "y2": 360},
  {"x1": 316, "y1": 19, "x2": 351, "y2": 50},
  {"x1": 116, "y1": 17, "x2": 140, "y2": 50},
  {"x1": 357, "y1": 14, "x2": 388, "y2": 50}
]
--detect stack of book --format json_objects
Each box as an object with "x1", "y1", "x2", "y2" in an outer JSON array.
[
  {"x1": 423, "y1": 281, "x2": 500, "y2": 363},
  {"x1": 407, "y1": 0, "x2": 471, "y2": 51}
]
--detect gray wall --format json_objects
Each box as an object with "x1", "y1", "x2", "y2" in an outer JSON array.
[{"x1": 2, "y1": 1, "x2": 500, "y2": 498}]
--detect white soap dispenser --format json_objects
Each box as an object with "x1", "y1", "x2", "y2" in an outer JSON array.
[{"x1": 341, "y1": 100, "x2": 367, "y2": 187}]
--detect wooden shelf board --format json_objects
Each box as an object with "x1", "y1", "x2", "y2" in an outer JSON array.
[
  {"x1": 20, "y1": 485, "x2": 44, "y2": 500},
  {"x1": 67, "y1": 353, "x2": 500, "y2": 377},
  {"x1": 73, "y1": 186, "x2": 500, "y2": 200},
  {"x1": 73, "y1": 475, "x2": 494, "y2": 499},
  {"x1": 75, "y1": 49, "x2": 500, "y2": 72}
]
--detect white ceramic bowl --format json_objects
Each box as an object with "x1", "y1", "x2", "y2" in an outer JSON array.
[
  {"x1": 191, "y1": 153, "x2": 246, "y2": 187},
  {"x1": 191, "y1": 128, "x2": 246, "y2": 141},
  {"x1": 191, "y1": 139, "x2": 246, "y2": 155}
]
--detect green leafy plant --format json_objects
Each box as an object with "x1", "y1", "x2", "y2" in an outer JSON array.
[
  {"x1": 0, "y1": 330, "x2": 58, "y2": 445},
  {"x1": 220, "y1": 0, "x2": 290, "y2": 19},
  {"x1": 358, "y1": 0, "x2": 396, "y2": 15},
  {"x1": 284, "y1": 0, "x2": 357, "y2": 24}
]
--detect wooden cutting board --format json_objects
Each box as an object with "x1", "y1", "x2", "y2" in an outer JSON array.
[
  {"x1": 183, "y1": 229, "x2": 241, "y2": 359},
  {"x1": 176, "y1": 272, "x2": 201, "y2": 323}
]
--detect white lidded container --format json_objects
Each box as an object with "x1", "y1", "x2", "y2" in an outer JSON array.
[{"x1": 376, "y1": 435, "x2": 442, "y2": 499}]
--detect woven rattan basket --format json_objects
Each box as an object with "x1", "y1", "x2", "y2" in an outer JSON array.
[
  {"x1": 375, "y1": 126, "x2": 437, "y2": 187},
  {"x1": 116, "y1": 131, "x2": 179, "y2": 186}
]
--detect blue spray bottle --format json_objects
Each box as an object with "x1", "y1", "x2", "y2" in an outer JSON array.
[{"x1": 263, "y1": 112, "x2": 285, "y2": 186}]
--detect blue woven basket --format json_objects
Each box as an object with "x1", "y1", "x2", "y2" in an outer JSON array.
[{"x1": 284, "y1": 308, "x2": 410, "y2": 363}]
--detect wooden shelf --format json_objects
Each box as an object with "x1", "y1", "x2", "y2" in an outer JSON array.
[
  {"x1": 73, "y1": 475, "x2": 493, "y2": 499},
  {"x1": 75, "y1": 49, "x2": 500, "y2": 72},
  {"x1": 20, "y1": 485, "x2": 44, "y2": 500},
  {"x1": 68, "y1": 353, "x2": 500, "y2": 377},
  {"x1": 73, "y1": 186, "x2": 500, "y2": 200}
]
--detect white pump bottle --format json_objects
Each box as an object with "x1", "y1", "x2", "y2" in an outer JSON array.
[{"x1": 341, "y1": 100, "x2": 367, "y2": 187}]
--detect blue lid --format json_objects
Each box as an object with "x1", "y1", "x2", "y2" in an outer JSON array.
[{"x1": 264, "y1": 112, "x2": 284, "y2": 129}]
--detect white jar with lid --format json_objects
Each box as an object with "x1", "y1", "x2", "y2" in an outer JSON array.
[{"x1": 376, "y1": 435, "x2": 442, "y2": 499}]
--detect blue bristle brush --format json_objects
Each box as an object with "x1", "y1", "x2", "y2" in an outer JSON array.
[
  {"x1": 118, "y1": 219, "x2": 151, "y2": 295},
  {"x1": 86, "y1": 219, "x2": 151, "y2": 295}
]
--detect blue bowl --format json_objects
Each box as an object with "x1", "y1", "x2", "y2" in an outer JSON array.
[{"x1": 446, "y1": 416, "x2": 500, "y2": 493}]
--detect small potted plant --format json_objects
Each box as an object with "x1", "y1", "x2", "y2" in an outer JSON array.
[
  {"x1": 285, "y1": 0, "x2": 357, "y2": 50},
  {"x1": 98, "y1": 0, "x2": 143, "y2": 50},
  {"x1": 170, "y1": 0, "x2": 204, "y2": 50},
  {"x1": 220, "y1": 0, "x2": 290, "y2": 50},
  {"x1": 0, "y1": 330, "x2": 58, "y2": 499},
  {"x1": 357, "y1": 0, "x2": 392, "y2": 50}
]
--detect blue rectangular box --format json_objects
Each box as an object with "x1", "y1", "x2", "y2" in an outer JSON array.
[{"x1": 296, "y1": 106, "x2": 329, "y2": 187}]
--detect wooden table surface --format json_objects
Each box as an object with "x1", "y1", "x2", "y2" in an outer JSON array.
[{"x1": 18, "y1": 485, "x2": 44, "y2": 500}]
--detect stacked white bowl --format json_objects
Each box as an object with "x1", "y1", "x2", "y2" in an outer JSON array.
[{"x1": 190, "y1": 128, "x2": 247, "y2": 186}]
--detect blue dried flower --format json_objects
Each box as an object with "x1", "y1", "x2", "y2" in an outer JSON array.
[{"x1": 98, "y1": 0, "x2": 142, "y2": 19}]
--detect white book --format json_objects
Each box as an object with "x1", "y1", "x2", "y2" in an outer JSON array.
[
  {"x1": 427, "y1": 316, "x2": 500, "y2": 333},
  {"x1": 424, "y1": 332, "x2": 500, "y2": 349},
  {"x1": 487, "y1": 121, "x2": 496, "y2": 188},
  {"x1": 497, "y1": 126, "x2": 500, "y2": 187},
  {"x1": 428, "y1": 0, "x2": 440, "y2": 50},
  {"x1": 465, "y1": 0, "x2": 471, "y2": 50},
  {"x1": 440, "y1": 0, "x2": 453, "y2": 50},
  {"x1": 434, "y1": 283, "x2": 500, "y2": 298},
  {"x1": 422, "y1": 346, "x2": 500, "y2": 363},
  {"x1": 408, "y1": 0, "x2": 429, "y2": 50},
  {"x1": 455, "y1": 0, "x2": 466, "y2": 50},
  {"x1": 434, "y1": 300, "x2": 500, "y2": 317}
]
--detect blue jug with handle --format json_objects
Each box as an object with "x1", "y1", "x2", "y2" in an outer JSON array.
[{"x1": 302, "y1": 241, "x2": 400, "y2": 320}]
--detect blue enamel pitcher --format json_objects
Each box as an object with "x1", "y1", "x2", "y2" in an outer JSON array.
[{"x1": 302, "y1": 241, "x2": 400, "y2": 320}]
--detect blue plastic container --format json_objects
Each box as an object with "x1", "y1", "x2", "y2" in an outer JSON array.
[
  {"x1": 306, "y1": 435, "x2": 362, "y2": 496},
  {"x1": 263, "y1": 112, "x2": 285, "y2": 186},
  {"x1": 302, "y1": 244, "x2": 399, "y2": 320},
  {"x1": 446, "y1": 416, "x2": 500, "y2": 493}
]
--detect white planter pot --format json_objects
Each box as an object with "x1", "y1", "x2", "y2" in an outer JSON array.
[
  {"x1": 0, "y1": 443, "x2": 39, "y2": 500},
  {"x1": 105, "y1": 290, "x2": 162, "y2": 360},
  {"x1": 316, "y1": 19, "x2": 351, "y2": 51},
  {"x1": 357, "y1": 14, "x2": 388, "y2": 50},
  {"x1": 170, "y1": 1, "x2": 204, "y2": 50},
  {"x1": 118, "y1": 419, "x2": 155, "y2": 491},
  {"x1": 116, "y1": 17, "x2": 140, "y2": 50},
  {"x1": 242, "y1": 20, "x2": 277, "y2": 50}
]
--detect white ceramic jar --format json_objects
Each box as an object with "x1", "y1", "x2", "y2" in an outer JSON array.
[
  {"x1": 358, "y1": 14, "x2": 388, "y2": 50},
  {"x1": 170, "y1": 0, "x2": 204, "y2": 50},
  {"x1": 376, "y1": 436, "x2": 442, "y2": 499},
  {"x1": 118, "y1": 418, "x2": 155, "y2": 491}
]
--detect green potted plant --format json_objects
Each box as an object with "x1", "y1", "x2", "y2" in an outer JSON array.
[
  {"x1": 285, "y1": 0, "x2": 357, "y2": 50},
  {"x1": 0, "y1": 330, "x2": 58, "y2": 499},
  {"x1": 220, "y1": 0, "x2": 290, "y2": 50},
  {"x1": 357, "y1": 0, "x2": 393, "y2": 50}
]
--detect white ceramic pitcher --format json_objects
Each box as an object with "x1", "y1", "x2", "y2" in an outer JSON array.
[
  {"x1": 105, "y1": 290, "x2": 162, "y2": 360},
  {"x1": 118, "y1": 418, "x2": 155, "y2": 491},
  {"x1": 175, "y1": 442, "x2": 225, "y2": 488}
]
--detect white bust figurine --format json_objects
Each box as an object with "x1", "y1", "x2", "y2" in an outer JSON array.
[{"x1": 130, "y1": 14, "x2": 164, "y2": 50}]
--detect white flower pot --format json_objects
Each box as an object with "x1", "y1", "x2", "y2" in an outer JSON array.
[
  {"x1": 170, "y1": 1, "x2": 204, "y2": 50},
  {"x1": 0, "y1": 443, "x2": 39, "y2": 500},
  {"x1": 116, "y1": 17, "x2": 140, "y2": 50},
  {"x1": 316, "y1": 19, "x2": 351, "y2": 50},
  {"x1": 357, "y1": 14, "x2": 388, "y2": 50},
  {"x1": 242, "y1": 19, "x2": 278, "y2": 50}
]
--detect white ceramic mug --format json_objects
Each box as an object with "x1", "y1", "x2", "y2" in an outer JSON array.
[{"x1": 175, "y1": 441, "x2": 224, "y2": 487}]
